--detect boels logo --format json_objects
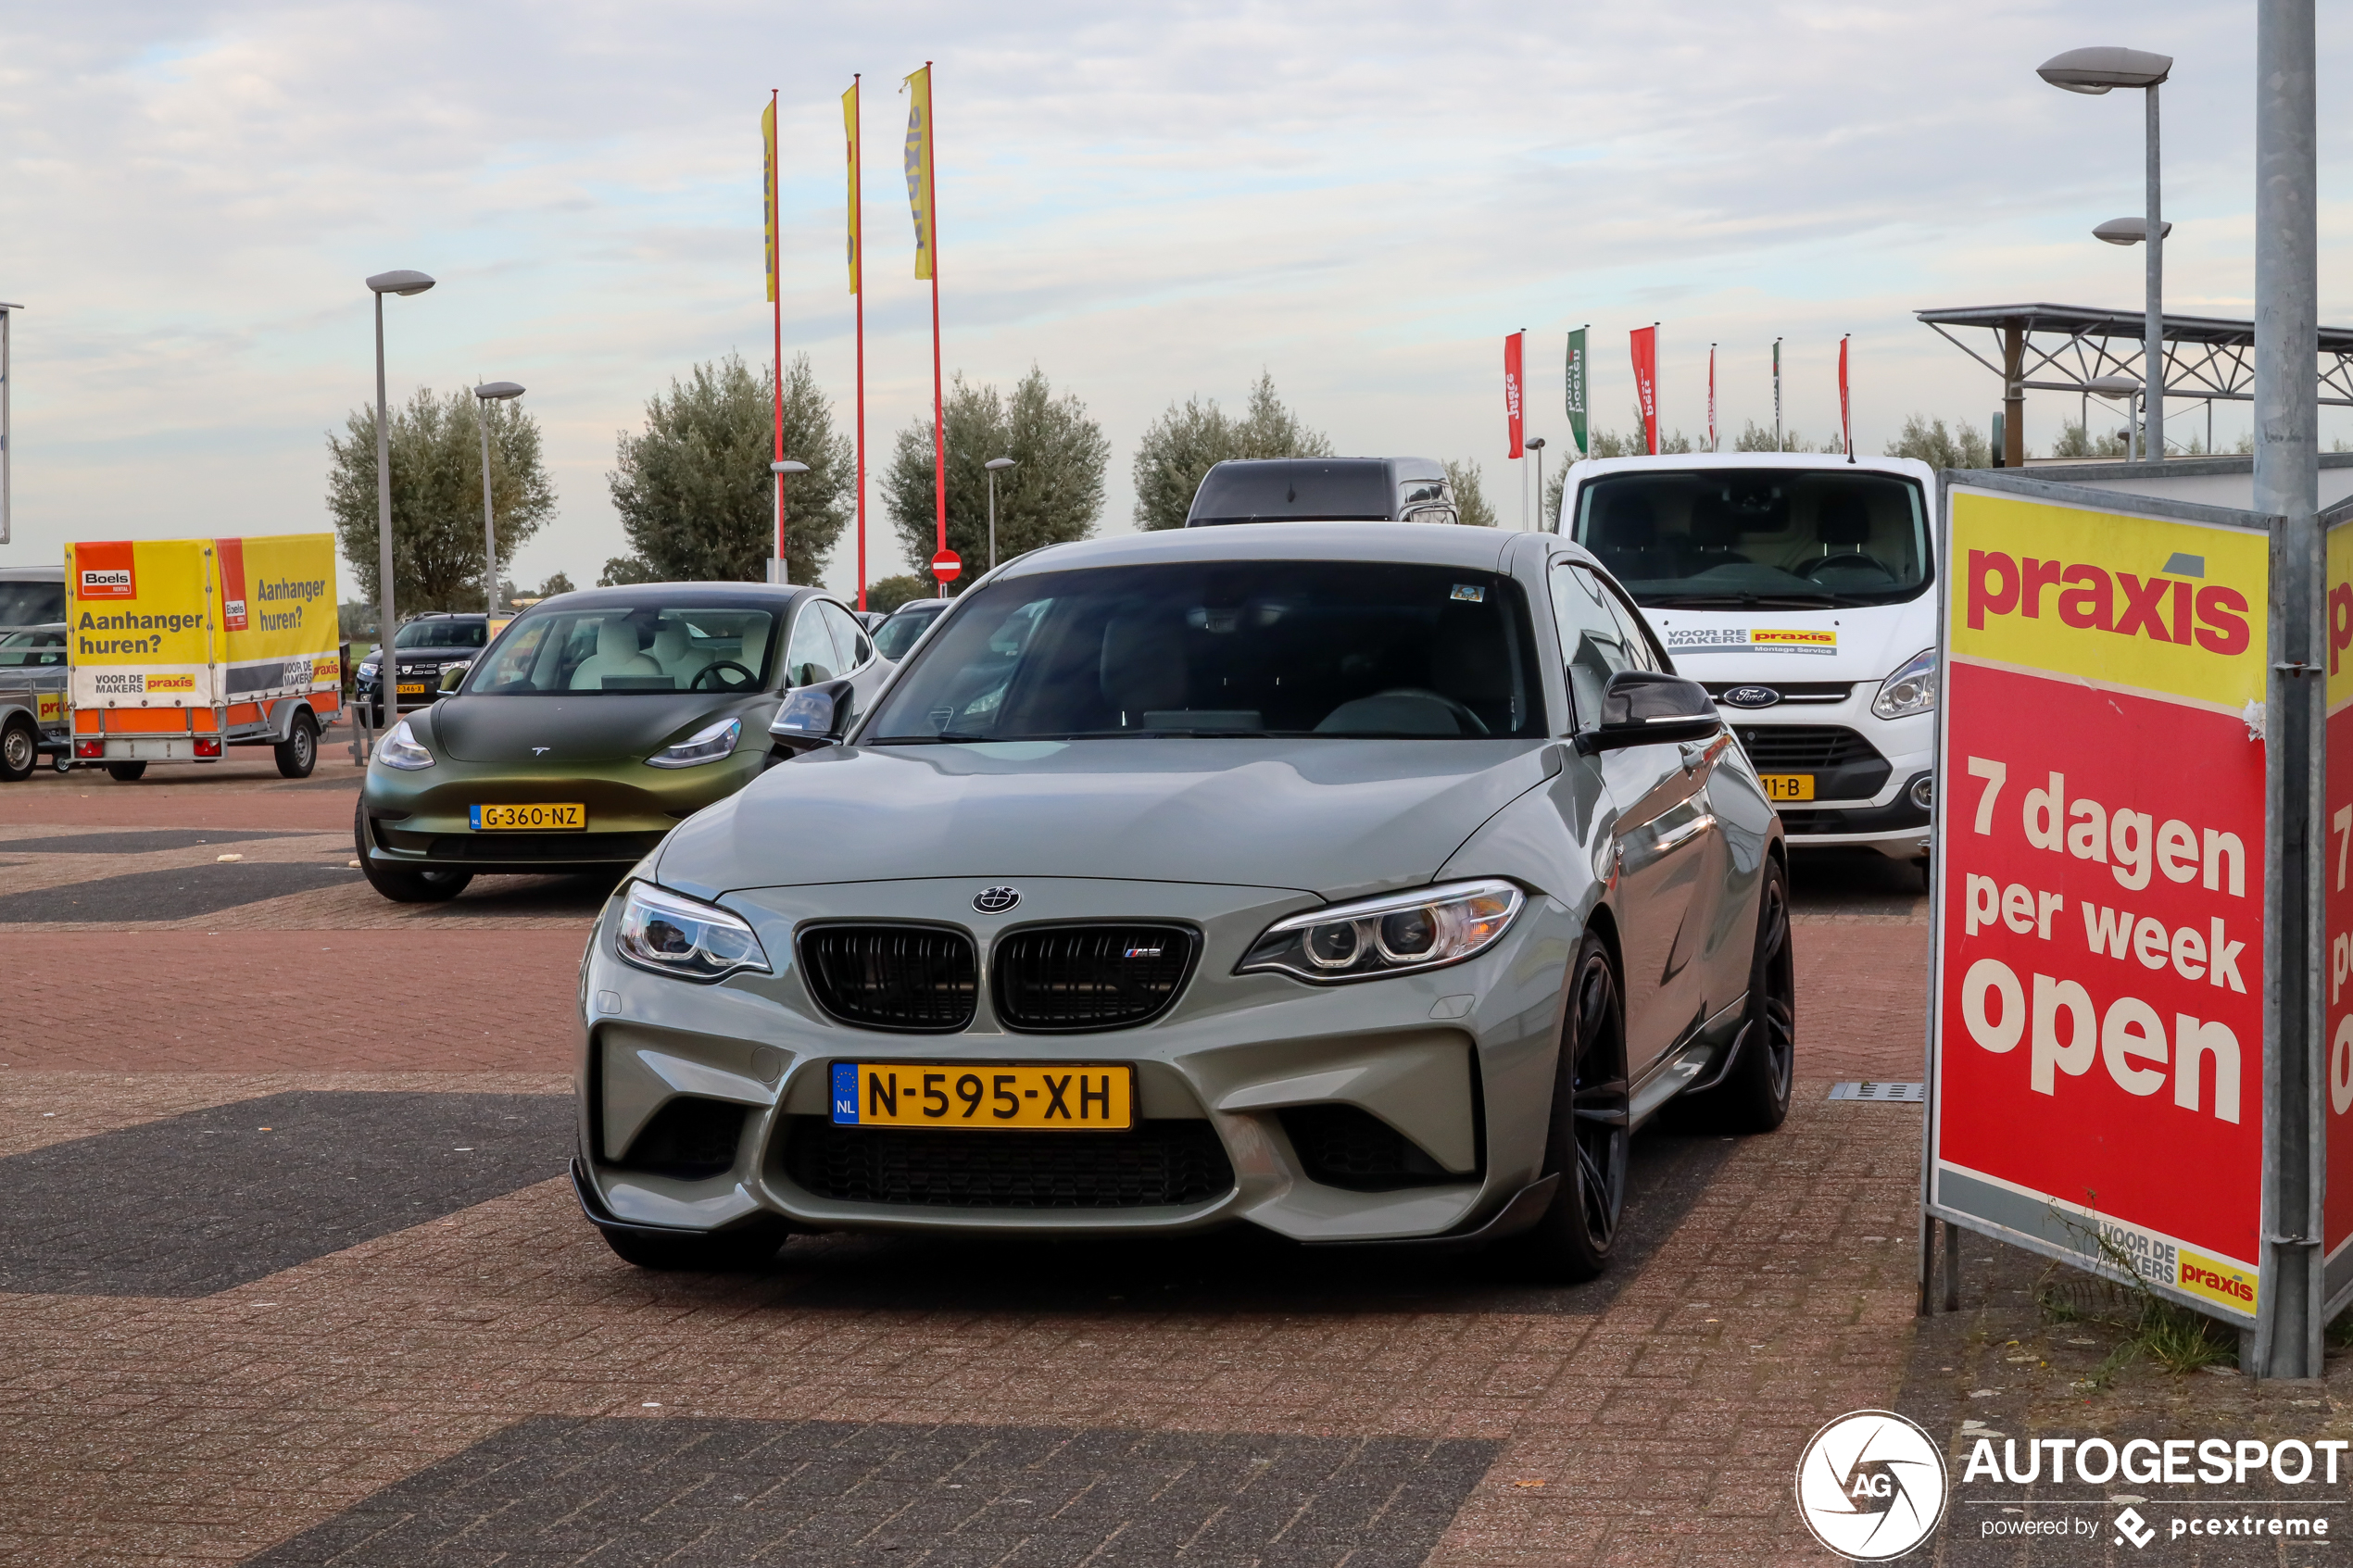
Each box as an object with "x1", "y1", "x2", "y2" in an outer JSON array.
[
  {"x1": 1967, "y1": 549, "x2": 2249, "y2": 655},
  {"x1": 76, "y1": 541, "x2": 138, "y2": 600}
]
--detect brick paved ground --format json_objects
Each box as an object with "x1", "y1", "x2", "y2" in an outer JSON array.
[{"x1": 0, "y1": 770, "x2": 2000, "y2": 1566}]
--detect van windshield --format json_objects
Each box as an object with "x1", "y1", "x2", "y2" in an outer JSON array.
[{"x1": 1571, "y1": 469, "x2": 1930, "y2": 608}]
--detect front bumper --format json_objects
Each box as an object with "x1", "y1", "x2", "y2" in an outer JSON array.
[
  {"x1": 359, "y1": 752, "x2": 761, "y2": 875},
  {"x1": 1729, "y1": 701, "x2": 1932, "y2": 859},
  {"x1": 573, "y1": 874, "x2": 1591, "y2": 1247}
]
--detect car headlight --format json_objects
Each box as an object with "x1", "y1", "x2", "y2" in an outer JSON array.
[
  {"x1": 1871, "y1": 646, "x2": 1937, "y2": 720},
  {"x1": 1239, "y1": 878, "x2": 1524, "y2": 984},
  {"x1": 646, "y1": 716, "x2": 742, "y2": 769},
  {"x1": 374, "y1": 719, "x2": 434, "y2": 770},
  {"x1": 615, "y1": 881, "x2": 770, "y2": 980}
]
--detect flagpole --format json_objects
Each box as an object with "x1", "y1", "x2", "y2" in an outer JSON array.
[
  {"x1": 1772, "y1": 337, "x2": 1784, "y2": 453},
  {"x1": 925, "y1": 60, "x2": 948, "y2": 598},
  {"x1": 769, "y1": 88, "x2": 786, "y2": 582},
  {"x1": 850, "y1": 76, "x2": 867, "y2": 612},
  {"x1": 1708, "y1": 342, "x2": 1718, "y2": 453}
]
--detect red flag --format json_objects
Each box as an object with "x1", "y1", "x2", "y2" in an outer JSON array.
[
  {"x1": 1503, "y1": 332, "x2": 1525, "y2": 458},
  {"x1": 1629, "y1": 325, "x2": 1659, "y2": 456},
  {"x1": 1838, "y1": 334, "x2": 1853, "y2": 458},
  {"x1": 1706, "y1": 343, "x2": 1718, "y2": 453}
]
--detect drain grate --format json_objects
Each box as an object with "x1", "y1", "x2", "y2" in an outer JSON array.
[{"x1": 1829, "y1": 1081, "x2": 1925, "y2": 1102}]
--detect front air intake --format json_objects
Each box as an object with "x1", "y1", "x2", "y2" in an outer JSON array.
[
  {"x1": 799, "y1": 923, "x2": 978, "y2": 1033},
  {"x1": 992, "y1": 923, "x2": 1198, "y2": 1032}
]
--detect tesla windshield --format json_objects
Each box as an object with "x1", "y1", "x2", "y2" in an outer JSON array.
[
  {"x1": 465, "y1": 606, "x2": 778, "y2": 694},
  {"x1": 864, "y1": 560, "x2": 1544, "y2": 742},
  {"x1": 1571, "y1": 469, "x2": 1929, "y2": 608}
]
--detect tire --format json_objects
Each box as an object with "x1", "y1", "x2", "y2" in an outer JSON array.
[
  {"x1": 1678, "y1": 856, "x2": 1796, "y2": 1134},
  {"x1": 352, "y1": 797, "x2": 472, "y2": 902},
  {"x1": 0, "y1": 719, "x2": 34, "y2": 783},
  {"x1": 106, "y1": 760, "x2": 147, "y2": 783},
  {"x1": 599, "y1": 1223, "x2": 787, "y2": 1272},
  {"x1": 274, "y1": 710, "x2": 319, "y2": 779},
  {"x1": 1503, "y1": 931, "x2": 1630, "y2": 1284}
]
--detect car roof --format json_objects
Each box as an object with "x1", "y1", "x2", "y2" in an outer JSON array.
[
  {"x1": 1560, "y1": 452, "x2": 1935, "y2": 483},
  {"x1": 998, "y1": 521, "x2": 1515, "y2": 579},
  {"x1": 884, "y1": 598, "x2": 948, "y2": 618},
  {"x1": 0, "y1": 565, "x2": 64, "y2": 583},
  {"x1": 531, "y1": 582, "x2": 813, "y2": 608}
]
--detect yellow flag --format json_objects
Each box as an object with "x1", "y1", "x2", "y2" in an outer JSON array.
[
  {"x1": 842, "y1": 80, "x2": 862, "y2": 295},
  {"x1": 901, "y1": 65, "x2": 935, "y2": 281},
  {"x1": 761, "y1": 97, "x2": 779, "y2": 304}
]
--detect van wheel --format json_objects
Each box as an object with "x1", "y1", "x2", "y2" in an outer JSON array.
[
  {"x1": 106, "y1": 761, "x2": 147, "y2": 783},
  {"x1": 275, "y1": 711, "x2": 319, "y2": 779},
  {"x1": 352, "y1": 797, "x2": 472, "y2": 902},
  {"x1": 0, "y1": 719, "x2": 34, "y2": 782},
  {"x1": 1499, "y1": 932, "x2": 1629, "y2": 1284}
]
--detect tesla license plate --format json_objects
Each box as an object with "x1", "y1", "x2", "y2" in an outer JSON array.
[
  {"x1": 1760, "y1": 773, "x2": 1815, "y2": 802},
  {"x1": 830, "y1": 1062, "x2": 1135, "y2": 1130},
  {"x1": 471, "y1": 803, "x2": 585, "y2": 831}
]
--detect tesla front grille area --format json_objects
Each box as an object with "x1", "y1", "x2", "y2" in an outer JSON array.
[
  {"x1": 799, "y1": 925, "x2": 980, "y2": 1032},
  {"x1": 784, "y1": 1118, "x2": 1236, "y2": 1208},
  {"x1": 991, "y1": 924, "x2": 1198, "y2": 1032}
]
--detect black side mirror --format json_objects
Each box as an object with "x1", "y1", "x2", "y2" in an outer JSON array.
[
  {"x1": 1576, "y1": 671, "x2": 1722, "y2": 754},
  {"x1": 767, "y1": 677, "x2": 857, "y2": 760}
]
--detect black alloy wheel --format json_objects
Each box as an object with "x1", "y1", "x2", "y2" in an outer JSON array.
[
  {"x1": 1505, "y1": 931, "x2": 1630, "y2": 1283},
  {"x1": 351, "y1": 797, "x2": 472, "y2": 902},
  {"x1": 1679, "y1": 857, "x2": 1796, "y2": 1133}
]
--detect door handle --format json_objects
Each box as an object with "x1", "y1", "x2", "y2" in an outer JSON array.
[{"x1": 1653, "y1": 811, "x2": 1717, "y2": 855}]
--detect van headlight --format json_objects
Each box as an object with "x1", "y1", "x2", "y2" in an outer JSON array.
[
  {"x1": 374, "y1": 719, "x2": 434, "y2": 770},
  {"x1": 616, "y1": 882, "x2": 771, "y2": 981},
  {"x1": 1239, "y1": 879, "x2": 1523, "y2": 984},
  {"x1": 1871, "y1": 647, "x2": 1937, "y2": 720},
  {"x1": 646, "y1": 716, "x2": 742, "y2": 769}
]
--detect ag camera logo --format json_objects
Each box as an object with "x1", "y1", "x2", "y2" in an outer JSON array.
[{"x1": 1795, "y1": 1410, "x2": 1947, "y2": 1560}]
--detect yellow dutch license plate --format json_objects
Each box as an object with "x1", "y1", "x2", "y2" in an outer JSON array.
[
  {"x1": 830, "y1": 1062, "x2": 1134, "y2": 1130},
  {"x1": 396, "y1": 682, "x2": 430, "y2": 696},
  {"x1": 471, "y1": 802, "x2": 585, "y2": 831},
  {"x1": 1760, "y1": 774, "x2": 1816, "y2": 802}
]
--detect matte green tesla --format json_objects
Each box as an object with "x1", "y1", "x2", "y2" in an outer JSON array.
[{"x1": 356, "y1": 583, "x2": 892, "y2": 901}]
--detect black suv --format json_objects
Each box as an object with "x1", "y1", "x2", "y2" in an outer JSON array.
[{"x1": 357, "y1": 612, "x2": 492, "y2": 725}]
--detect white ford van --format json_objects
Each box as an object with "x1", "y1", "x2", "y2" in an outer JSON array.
[{"x1": 1556, "y1": 453, "x2": 1938, "y2": 876}]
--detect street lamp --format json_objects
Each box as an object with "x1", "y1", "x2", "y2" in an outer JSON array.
[
  {"x1": 472, "y1": 382, "x2": 524, "y2": 615},
  {"x1": 2085, "y1": 373, "x2": 2141, "y2": 454},
  {"x1": 769, "y1": 460, "x2": 810, "y2": 585},
  {"x1": 364, "y1": 270, "x2": 434, "y2": 732},
  {"x1": 984, "y1": 457, "x2": 1016, "y2": 570},
  {"x1": 1523, "y1": 438, "x2": 1547, "y2": 532},
  {"x1": 2039, "y1": 45, "x2": 2174, "y2": 460}
]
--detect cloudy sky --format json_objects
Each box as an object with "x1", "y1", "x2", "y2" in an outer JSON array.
[{"x1": 1, "y1": 1, "x2": 2347, "y2": 601}]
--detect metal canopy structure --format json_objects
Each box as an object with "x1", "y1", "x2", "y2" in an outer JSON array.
[{"x1": 1915, "y1": 302, "x2": 2353, "y2": 463}]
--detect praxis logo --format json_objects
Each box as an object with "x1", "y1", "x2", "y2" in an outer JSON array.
[{"x1": 1795, "y1": 1410, "x2": 1947, "y2": 1560}]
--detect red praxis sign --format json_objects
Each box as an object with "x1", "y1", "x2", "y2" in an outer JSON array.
[
  {"x1": 1503, "y1": 332, "x2": 1524, "y2": 459},
  {"x1": 1629, "y1": 326, "x2": 1658, "y2": 456}
]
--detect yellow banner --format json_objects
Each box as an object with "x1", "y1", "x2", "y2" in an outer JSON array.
[
  {"x1": 1948, "y1": 488, "x2": 2268, "y2": 714},
  {"x1": 761, "y1": 97, "x2": 779, "y2": 305},
  {"x1": 2328, "y1": 512, "x2": 2353, "y2": 713},
  {"x1": 66, "y1": 538, "x2": 218, "y2": 707},
  {"x1": 219, "y1": 533, "x2": 339, "y2": 693},
  {"x1": 843, "y1": 79, "x2": 862, "y2": 295},
  {"x1": 902, "y1": 65, "x2": 935, "y2": 282}
]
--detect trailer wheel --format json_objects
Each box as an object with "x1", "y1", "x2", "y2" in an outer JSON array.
[
  {"x1": 106, "y1": 761, "x2": 147, "y2": 783},
  {"x1": 275, "y1": 710, "x2": 319, "y2": 779},
  {"x1": 0, "y1": 719, "x2": 34, "y2": 782},
  {"x1": 352, "y1": 797, "x2": 471, "y2": 902}
]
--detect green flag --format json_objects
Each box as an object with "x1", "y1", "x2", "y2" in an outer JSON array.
[{"x1": 1565, "y1": 327, "x2": 1589, "y2": 458}]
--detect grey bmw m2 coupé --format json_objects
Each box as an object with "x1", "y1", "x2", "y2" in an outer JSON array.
[{"x1": 573, "y1": 521, "x2": 1793, "y2": 1281}]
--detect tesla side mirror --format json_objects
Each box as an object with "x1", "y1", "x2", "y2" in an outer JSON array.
[
  {"x1": 768, "y1": 677, "x2": 856, "y2": 759},
  {"x1": 435, "y1": 662, "x2": 471, "y2": 696},
  {"x1": 1576, "y1": 671, "x2": 1722, "y2": 754}
]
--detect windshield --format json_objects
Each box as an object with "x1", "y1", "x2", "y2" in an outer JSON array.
[
  {"x1": 864, "y1": 560, "x2": 1544, "y2": 742},
  {"x1": 872, "y1": 604, "x2": 940, "y2": 661},
  {"x1": 0, "y1": 580, "x2": 64, "y2": 626},
  {"x1": 464, "y1": 605, "x2": 777, "y2": 695},
  {"x1": 1571, "y1": 469, "x2": 1930, "y2": 608},
  {"x1": 1187, "y1": 460, "x2": 1395, "y2": 525},
  {"x1": 394, "y1": 619, "x2": 486, "y2": 649}
]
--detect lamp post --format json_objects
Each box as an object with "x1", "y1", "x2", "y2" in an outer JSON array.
[
  {"x1": 2085, "y1": 373, "x2": 2141, "y2": 454},
  {"x1": 769, "y1": 460, "x2": 809, "y2": 585},
  {"x1": 984, "y1": 457, "x2": 1016, "y2": 571},
  {"x1": 2039, "y1": 45, "x2": 2174, "y2": 460},
  {"x1": 1523, "y1": 438, "x2": 1547, "y2": 531},
  {"x1": 364, "y1": 270, "x2": 434, "y2": 730},
  {"x1": 472, "y1": 382, "x2": 524, "y2": 616},
  {"x1": 0, "y1": 301, "x2": 19, "y2": 547}
]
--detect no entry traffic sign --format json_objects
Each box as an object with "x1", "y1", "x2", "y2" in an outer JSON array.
[{"x1": 931, "y1": 549, "x2": 962, "y2": 583}]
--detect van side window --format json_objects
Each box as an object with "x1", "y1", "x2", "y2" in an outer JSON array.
[{"x1": 1549, "y1": 562, "x2": 1644, "y2": 730}]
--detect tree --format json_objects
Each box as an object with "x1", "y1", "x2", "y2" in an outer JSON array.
[
  {"x1": 881, "y1": 365, "x2": 1109, "y2": 580},
  {"x1": 1443, "y1": 459, "x2": 1498, "y2": 527},
  {"x1": 1734, "y1": 420, "x2": 1809, "y2": 453},
  {"x1": 1884, "y1": 414, "x2": 1990, "y2": 469},
  {"x1": 1543, "y1": 466, "x2": 1567, "y2": 530},
  {"x1": 865, "y1": 573, "x2": 931, "y2": 613},
  {"x1": 537, "y1": 571, "x2": 576, "y2": 598},
  {"x1": 605, "y1": 353, "x2": 851, "y2": 586},
  {"x1": 2051, "y1": 420, "x2": 2129, "y2": 459},
  {"x1": 1131, "y1": 372, "x2": 1336, "y2": 531},
  {"x1": 326, "y1": 388, "x2": 556, "y2": 612}
]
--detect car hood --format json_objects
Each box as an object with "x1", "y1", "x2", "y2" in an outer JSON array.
[
  {"x1": 656, "y1": 738, "x2": 1560, "y2": 901},
  {"x1": 423, "y1": 693, "x2": 768, "y2": 764}
]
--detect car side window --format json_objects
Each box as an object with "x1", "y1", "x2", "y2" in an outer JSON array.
[
  {"x1": 816, "y1": 601, "x2": 869, "y2": 672},
  {"x1": 1595, "y1": 582, "x2": 1663, "y2": 673},
  {"x1": 1549, "y1": 561, "x2": 1644, "y2": 731},
  {"x1": 784, "y1": 602, "x2": 838, "y2": 687}
]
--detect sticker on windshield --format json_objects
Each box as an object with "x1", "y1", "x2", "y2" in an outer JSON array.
[
  {"x1": 1450, "y1": 584, "x2": 1486, "y2": 603},
  {"x1": 1662, "y1": 626, "x2": 1837, "y2": 656}
]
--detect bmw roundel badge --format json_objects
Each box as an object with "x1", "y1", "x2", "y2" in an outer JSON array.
[
  {"x1": 1719, "y1": 685, "x2": 1780, "y2": 709},
  {"x1": 974, "y1": 885, "x2": 1021, "y2": 913}
]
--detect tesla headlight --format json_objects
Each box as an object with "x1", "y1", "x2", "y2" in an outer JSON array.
[
  {"x1": 374, "y1": 719, "x2": 434, "y2": 770},
  {"x1": 1239, "y1": 878, "x2": 1524, "y2": 984},
  {"x1": 1871, "y1": 646, "x2": 1938, "y2": 720},
  {"x1": 615, "y1": 882, "x2": 770, "y2": 980},
  {"x1": 646, "y1": 716, "x2": 742, "y2": 769}
]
